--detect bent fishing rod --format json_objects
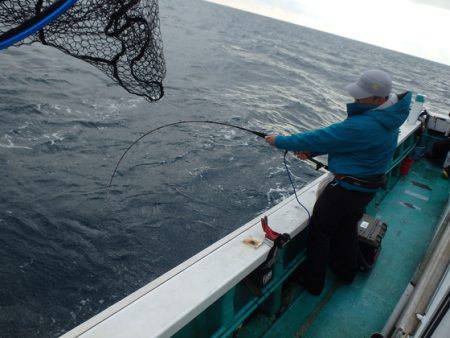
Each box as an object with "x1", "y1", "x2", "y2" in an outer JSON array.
[{"x1": 108, "y1": 120, "x2": 328, "y2": 188}]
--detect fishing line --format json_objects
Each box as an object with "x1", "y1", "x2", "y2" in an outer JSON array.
[
  {"x1": 108, "y1": 120, "x2": 323, "y2": 221},
  {"x1": 108, "y1": 120, "x2": 267, "y2": 187},
  {"x1": 283, "y1": 151, "x2": 311, "y2": 222}
]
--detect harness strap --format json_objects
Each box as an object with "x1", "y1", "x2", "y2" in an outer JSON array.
[{"x1": 335, "y1": 174, "x2": 387, "y2": 189}]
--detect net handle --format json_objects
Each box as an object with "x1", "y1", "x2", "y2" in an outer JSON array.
[{"x1": 0, "y1": 0, "x2": 79, "y2": 50}]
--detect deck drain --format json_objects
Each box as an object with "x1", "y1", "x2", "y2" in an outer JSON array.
[
  {"x1": 405, "y1": 190, "x2": 429, "y2": 201},
  {"x1": 412, "y1": 181, "x2": 432, "y2": 191},
  {"x1": 400, "y1": 201, "x2": 421, "y2": 210}
]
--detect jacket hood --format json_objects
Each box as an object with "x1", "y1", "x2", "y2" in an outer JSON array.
[
  {"x1": 346, "y1": 102, "x2": 379, "y2": 117},
  {"x1": 365, "y1": 92, "x2": 412, "y2": 130}
]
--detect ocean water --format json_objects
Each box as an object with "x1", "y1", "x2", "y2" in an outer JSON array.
[{"x1": 1, "y1": 0, "x2": 449, "y2": 336}]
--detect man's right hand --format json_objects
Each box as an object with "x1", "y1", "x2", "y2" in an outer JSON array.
[
  {"x1": 294, "y1": 151, "x2": 311, "y2": 160},
  {"x1": 265, "y1": 135, "x2": 277, "y2": 146}
]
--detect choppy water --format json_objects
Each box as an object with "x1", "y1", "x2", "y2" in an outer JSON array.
[{"x1": 1, "y1": 0, "x2": 449, "y2": 336}]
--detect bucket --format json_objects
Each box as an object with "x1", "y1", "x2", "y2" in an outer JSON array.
[{"x1": 400, "y1": 157, "x2": 414, "y2": 176}]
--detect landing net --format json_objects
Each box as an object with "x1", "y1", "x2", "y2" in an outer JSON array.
[{"x1": 0, "y1": 0, "x2": 166, "y2": 101}]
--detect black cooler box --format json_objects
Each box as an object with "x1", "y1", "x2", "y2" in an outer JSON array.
[{"x1": 358, "y1": 214, "x2": 388, "y2": 272}]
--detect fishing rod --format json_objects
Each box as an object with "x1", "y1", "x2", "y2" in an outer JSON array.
[
  {"x1": 108, "y1": 120, "x2": 265, "y2": 187},
  {"x1": 107, "y1": 120, "x2": 329, "y2": 221},
  {"x1": 108, "y1": 120, "x2": 328, "y2": 187}
]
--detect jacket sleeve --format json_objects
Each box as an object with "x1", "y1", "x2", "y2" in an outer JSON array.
[{"x1": 274, "y1": 118, "x2": 371, "y2": 154}]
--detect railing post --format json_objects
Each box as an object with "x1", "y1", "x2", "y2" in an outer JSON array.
[
  {"x1": 262, "y1": 250, "x2": 285, "y2": 316},
  {"x1": 220, "y1": 288, "x2": 236, "y2": 329}
]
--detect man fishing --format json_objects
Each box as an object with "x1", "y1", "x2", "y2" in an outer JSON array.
[{"x1": 266, "y1": 69, "x2": 412, "y2": 295}]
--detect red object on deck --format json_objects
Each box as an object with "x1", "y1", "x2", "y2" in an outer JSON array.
[
  {"x1": 261, "y1": 216, "x2": 280, "y2": 241},
  {"x1": 400, "y1": 157, "x2": 415, "y2": 176}
]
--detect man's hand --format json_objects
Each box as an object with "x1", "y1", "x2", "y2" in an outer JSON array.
[
  {"x1": 294, "y1": 151, "x2": 311, "y2": 160},
  {"x1": 265, "y1": 134, "x2": 277, "y2": 146}
]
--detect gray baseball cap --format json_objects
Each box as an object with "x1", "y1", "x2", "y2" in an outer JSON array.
[{"x1": 345, "y1": 69, "x2": 392, "y2": 99}]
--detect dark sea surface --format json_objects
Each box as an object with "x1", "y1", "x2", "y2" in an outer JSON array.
[{"x1": 1, "y1": 0, "x2": 449, "y2": 336}]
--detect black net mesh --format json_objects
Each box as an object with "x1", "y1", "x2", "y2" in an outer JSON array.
[{"x1": 0, "y1": 0, "x2": 166, "y2": 101}]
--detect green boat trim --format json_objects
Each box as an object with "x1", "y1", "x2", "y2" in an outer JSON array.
[{"x1": 62, "y1": 110, "x2": 450, "y2": 338}]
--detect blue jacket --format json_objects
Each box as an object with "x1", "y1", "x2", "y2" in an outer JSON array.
[{"x1": 274, "y1": 92, "x2": 412, "y2": 191}]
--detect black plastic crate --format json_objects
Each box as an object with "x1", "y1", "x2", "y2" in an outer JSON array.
[{"x1": 358, "y1": 214, "x2": 388, "y2": 271}]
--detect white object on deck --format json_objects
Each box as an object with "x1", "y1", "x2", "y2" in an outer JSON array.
[
  {"x1": 427, "y1": 111, "x2": 450, "y2": 135},
  {"x1": 407, "y1": 94, "x2": 425, "y2": 125},
  {"x1": 62, "y1": 121, "x2": 420, "y2": 338}
]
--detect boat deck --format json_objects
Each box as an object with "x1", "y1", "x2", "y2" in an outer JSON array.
[{"x1": 263, "y1": 159, "x2": 449, "y2": 337}]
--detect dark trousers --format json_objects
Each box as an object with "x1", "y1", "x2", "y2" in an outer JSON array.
[{"x1": 302, "y1": 181, "x2": 375, "y2": 294}]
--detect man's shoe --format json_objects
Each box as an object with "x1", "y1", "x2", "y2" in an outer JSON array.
[{"x1": 443, "y1": 167, "x2": 449, "y2": 179}]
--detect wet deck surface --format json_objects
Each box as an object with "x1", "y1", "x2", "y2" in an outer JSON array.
[{"x1": 264, "y1": 159, "x2": 449, "y2": 337}]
